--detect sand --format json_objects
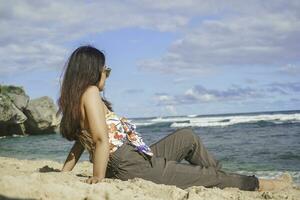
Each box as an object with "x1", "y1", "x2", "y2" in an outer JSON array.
[{"x1": 0, "y1": 156, "x2": 299, "y2": 200}]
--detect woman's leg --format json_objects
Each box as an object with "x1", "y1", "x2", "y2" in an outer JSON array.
[
  {"x1": 111, "y1": 128, "x2": 291, "y2": 191},
  {"x1": 149, "y1": 127, "x2": 222, "y2": 170},
  {"x1": 148, "y1": 127, "x2": 259, "y2": 190},
  {"x1": 110, "y1": 142, "x2": 226, "y2": 189},
  {"x1": 145, "y1": 158, "x2": 259, "y2": 190}
]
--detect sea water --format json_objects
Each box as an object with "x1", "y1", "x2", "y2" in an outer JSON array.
[{"x1": 1, "y1": 110, "x2": 299, "y2": 185}]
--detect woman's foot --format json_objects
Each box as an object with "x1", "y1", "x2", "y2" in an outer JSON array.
[{"x1": 258, "y1": 172, "x2": 293, "y2": 191}]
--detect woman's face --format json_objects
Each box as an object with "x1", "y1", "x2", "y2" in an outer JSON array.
[{"x1": 98, "y1": 67, "x2": 107, "y2": 91}]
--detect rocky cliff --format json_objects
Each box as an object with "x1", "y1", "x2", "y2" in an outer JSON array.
[{"x1": 0, "y1": 85, "x2": 61, "y2": 136}]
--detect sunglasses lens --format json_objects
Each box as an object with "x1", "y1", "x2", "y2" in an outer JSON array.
[{"x1": 106, "y1": 68, "x2": 111, "y2": 77}]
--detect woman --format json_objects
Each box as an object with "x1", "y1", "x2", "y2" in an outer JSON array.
[{"x1": 58, "y1": 45, "x2": 292, "y2": 191}]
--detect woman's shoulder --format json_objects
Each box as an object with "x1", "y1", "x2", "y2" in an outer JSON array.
[
  {"x1": 81, "y1": 86, "x2": 106, "y2": 105},
  {"x1": 82, "y1": 86, "x2": 100, "y2": 98},
  {"x1": 80, "y1": 85, "x2": 107, "y2": 130}
]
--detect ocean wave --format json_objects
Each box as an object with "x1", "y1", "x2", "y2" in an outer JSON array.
[
  {"x1": 134, "y1": 122, "x2": 157, "y2": 126},
  {"x1": 170, "y1": 113, "x2": 300, "y2": 128},
  {"x1": 151, "y1": 116, "x2": 189, "y2": 122},
  {"x1": 187, "y1": 114, "x2": 198, "y2": 118},
  {"x1": 0, "y1": 134, "x2": 28, "y2": 139},
  {"x1": 12, "y1": 134, "x2": 28, "y2": 138},
  {"x1": 133, "y1": 113, "x2": 300, "y2": 128},
  {"x1": 134, "y1": 116, "x2": 192, "y2": 127}
]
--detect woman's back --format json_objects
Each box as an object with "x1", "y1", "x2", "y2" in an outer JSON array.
[
  {"x1": 79, "y1": 88, "x2": 110, "y2": 133},
  {"x1": 78, "y1": 91, "x2": 153, "y2": 163},
  {"x1": 77, "y1": 86, "x2": 110, "y2": 162}
]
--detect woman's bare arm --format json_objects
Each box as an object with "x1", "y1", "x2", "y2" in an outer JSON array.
[
  {"x1": 83, "y1": 86, "x2": 110, "y2": 181},
  {"x1": 61, "y1": 140, "x2": 85, "y2": 172}
]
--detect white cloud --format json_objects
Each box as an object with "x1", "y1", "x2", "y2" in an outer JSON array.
[
  {"x1": 180, "y1": 85, "x2": 263, "y2": 104},
  {"x1": 138, "y1": 0, "x2": 300, "y2": 74},
  {"x1": 0, "y1": 42, "x2": 67, "y2": 75},
  {"x1": 278, "y1": 64, "x2": 300, "y2": 75},
  {"x1": 165, "y1": 105, "x2": 177, "y2": 116},
  {"x1": 172, "y1": 77, "x2": 187, "y2": 84},
  {"x1": 185, "y1": 88, "x2": 216, "y2": 102},
  {"x1": 153, "y1": 93, "x2": 176, "y2": 105},
  {"x1": 153, "y1": 81, "x2": 300, "y2": 106},
  {"x1": 0, "y1": 0, "x2": 191, "y2": 76},
  {"x1": 1, "y1": 0, "x2": 300, "y2": 77},
  {"x1": 155, "y1": 94, "x2": 173, "y2": 102}
]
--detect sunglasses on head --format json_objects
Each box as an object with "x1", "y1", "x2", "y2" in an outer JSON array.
[{"x1": 104, "y1": 65, "x2": 111, "y2": 78}]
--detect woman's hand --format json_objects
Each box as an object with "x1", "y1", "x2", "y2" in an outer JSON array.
[{"x1": 83, "y1": 176, "x2": 103, "y2": 184}]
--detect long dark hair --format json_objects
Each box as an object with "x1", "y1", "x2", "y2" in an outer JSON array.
[{"x1": 56, "y1": 45, "x2": 113, "y2": 141}]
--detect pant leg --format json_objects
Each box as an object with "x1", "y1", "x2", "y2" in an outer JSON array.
[
  {"x1": 214, "y1": 169, "x2": 260, "y2": 191},
  {"x1": 148, "y1": 127, "x2": 259, "y2": 190},
  {"x1": 145, "y1": 158, "x2": 259, "y2": 190},
  {"x1": 149, "y1": 127, "x2": 222, "y2": 169},
  {"x1": 148, "y1": 127, "x2": 260, "y2": 190},
  {"x1": 107, "y1": 130, "x2": 259, "y2": 191}
]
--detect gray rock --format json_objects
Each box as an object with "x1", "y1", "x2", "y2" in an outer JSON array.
[
  {"x1": 23, "y1": 96, "x2": 60, "y2": 134},
  {"x1": 0, "y1": 123, "x2": 26, "y2": 136},
  {"x1": 0, "y1": 94, "x2": 27, "y2": 124},
  {"x1": 0, "y1": 84, "x2": 60, "y2": 136},
  {"x1": 0, "y1": 94, "x2": 14, "y2": 123},
  {"x1": 0, "y1": 85, "x2": 26, "y2": 95},
  {"x1": 0, "y1": 85, "x2": 29, "y2": 110},
  {"x1": 0, "y1": 94, "x2": 27, "y2": 136},
  {"x1": 7, "y1": 93, "x2": 29, "y2": 110}
]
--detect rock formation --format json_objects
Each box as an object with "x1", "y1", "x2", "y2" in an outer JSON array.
[{"x1": 0, "y1": 85, "x2": 60, "y2": 136}]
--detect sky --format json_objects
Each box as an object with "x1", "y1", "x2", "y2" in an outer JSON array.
[{"x1": 0, "y1": 0, "x2": 300, "y2": 118}]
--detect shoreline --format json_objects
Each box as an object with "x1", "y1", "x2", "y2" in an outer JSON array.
[{"x1": 0, "y1": 156, "x2": 299, "y2": 200}]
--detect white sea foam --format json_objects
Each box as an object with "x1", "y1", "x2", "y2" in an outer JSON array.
[
  {"x1": 133, "y1": 116, "x2": 190, "y2": 126},
  {"x1": 133, "y1": 113, "x2": 300, "y2": 128},
  {"x1": 151, "y1": 116, "x2": 189, "y2": 122},
  {"x1": 12, "y1": 134, "x2": 28, "y2": 138},
  {"x1": 134, "y1": 122, "x2": 156, "y2": 126},
  {"x1": 170, "y1": 113, "x2": 300, "y2": 128},
  {"x1": 187, "y1": 114, "x2": 198, "y2": 118},
  {"x1": 0, "y1": 134, "x2": 28, "y2": 139}
]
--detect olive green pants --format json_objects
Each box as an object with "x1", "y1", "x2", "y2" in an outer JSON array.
[{"x1": 105, "y1": 127, "x2": 259, "y2": 191}]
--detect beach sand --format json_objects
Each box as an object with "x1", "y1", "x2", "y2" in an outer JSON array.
[{"x1": 0, "y1": 156, "x2": 299, "y2": 200}]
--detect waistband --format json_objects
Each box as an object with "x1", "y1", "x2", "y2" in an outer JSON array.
[
  {"x1": 106, "y1": 142, "x2": 153, "y2": 176},
  {"x1": 106, "y1": 142, "x2": 130, "y2": 176}
]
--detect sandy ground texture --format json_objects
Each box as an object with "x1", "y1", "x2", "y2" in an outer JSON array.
[{"x1": 0, "y1": 156, "x2": 299, "y2": 200}]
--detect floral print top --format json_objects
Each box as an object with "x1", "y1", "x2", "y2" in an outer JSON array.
[
  {"x1": 77, "y1": 111, "x2": 153, "y2": 163},
  {"x1": 106, "y1": 111, "x2": 153, "y2": 157}
]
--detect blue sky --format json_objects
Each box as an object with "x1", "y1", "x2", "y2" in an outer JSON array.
[{"x1": 0, "y1": 0, "x2": 299, "y2": 118}]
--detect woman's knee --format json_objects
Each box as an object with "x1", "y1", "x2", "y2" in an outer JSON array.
[
  {"x1": 175, "y1": 127, "x2": 194, "y2": 134},
  {"x1": 174, "y1": 127, "x2": 198, "y2": 141}
]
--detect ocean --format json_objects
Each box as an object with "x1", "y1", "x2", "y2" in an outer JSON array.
[{"x1": 1, "y1": 110, "x2": 299, "y2": 185}]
